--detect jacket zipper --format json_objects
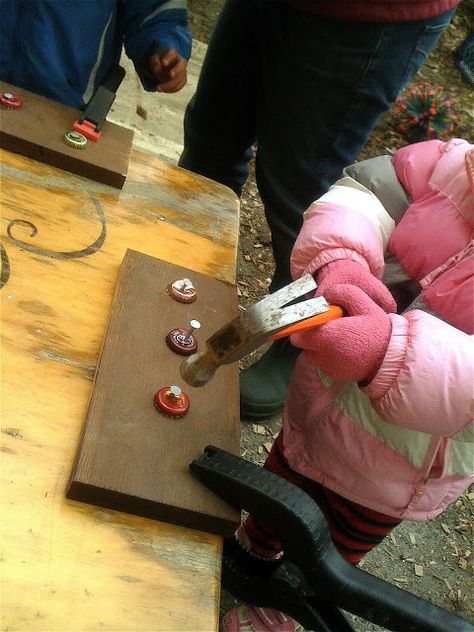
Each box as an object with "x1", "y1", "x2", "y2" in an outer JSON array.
[{"x1": 419, "y1": 240, "x2": 474, "y2": 289}]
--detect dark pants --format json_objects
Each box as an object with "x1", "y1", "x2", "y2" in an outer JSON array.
[{"x1": 179, "y1": 0, "x2": 454, "y2": 290}]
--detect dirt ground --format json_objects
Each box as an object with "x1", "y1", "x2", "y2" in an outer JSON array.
[{"x1": 187, "y1": 1, "x2": 474, "y2": 629}]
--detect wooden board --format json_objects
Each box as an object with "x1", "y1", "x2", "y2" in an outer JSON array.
[
  {"x1": 67, "y1": 249, "x2": 241, "y2": 536},
  {"x1": 0, "y1": 81, "x2": 133, "y2": 188}
]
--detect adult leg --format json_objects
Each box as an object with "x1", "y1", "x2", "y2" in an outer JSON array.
[
  {"x1": 178, "y1": 0, "x2": 260, "y2": 196},
  {"x1": 257, "y1": 3, "x2": 455, "y2": 291},
  {"x1": 241, "y1": 4, "x2": 455, "y2": 419}
]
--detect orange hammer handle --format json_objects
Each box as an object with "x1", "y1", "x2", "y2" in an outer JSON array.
[{"x1": 269, "y1": 304, "x2": 343, "y2": 342}]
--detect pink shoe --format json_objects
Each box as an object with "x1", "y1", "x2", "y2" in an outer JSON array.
[{"x1": 221, "y1": 605, "x2": 304, "y2": 632}]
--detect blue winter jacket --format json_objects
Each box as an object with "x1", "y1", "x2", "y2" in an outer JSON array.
[{"x1": 0, "y1": 0, "x2": 192, "y2": 108}]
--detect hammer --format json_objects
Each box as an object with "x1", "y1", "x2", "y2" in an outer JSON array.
[{"x1": 180, "y1": 274, "x2": 342, "y2": 387}]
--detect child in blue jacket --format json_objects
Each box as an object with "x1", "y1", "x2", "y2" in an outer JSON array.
[{"x1": 0, "y1": 0, "x2": 191, "y2": 107}]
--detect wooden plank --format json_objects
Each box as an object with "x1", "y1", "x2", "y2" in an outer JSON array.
[
  {"x1": 0, "y1": 81, "x2": 133, "y2": 188},
  {"x1": 67, "y1": 249, "x2": 241, "y2": 536}
]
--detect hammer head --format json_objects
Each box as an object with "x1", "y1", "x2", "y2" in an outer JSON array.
[{"x1": 180, "y1": 349, "x2": 220, "y2": 387}]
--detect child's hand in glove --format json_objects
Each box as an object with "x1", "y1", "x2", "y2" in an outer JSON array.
[
  {"x1": 317, "y1": 260, "x2": 396, "y2": 314},
  {"x1": 291, "y1": 284, "x2": 392, "y2": 383}
]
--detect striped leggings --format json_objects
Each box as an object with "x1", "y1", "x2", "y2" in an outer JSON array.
[{"x1": 243, "y1": 432, "x2": 401, "y2": 565}]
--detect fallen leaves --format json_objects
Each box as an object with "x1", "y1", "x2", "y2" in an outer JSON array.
[
  {"x1": 136, "y1": 105, "x2": 147, "y2": 120},
  {"x1": 458, "y1": 557, "x2": 468, "y2": 570},
  {"x1": 250, "y1": 424, "x2": 274, "y2": 455}
]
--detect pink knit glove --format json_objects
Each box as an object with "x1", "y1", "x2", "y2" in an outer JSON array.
[
  {"x1": 317, "y1": 260, "x2": 397, "y2": 313},
  {"x1": 291, "y1": 284, "x2": 392, "y2": 383},
  {"x1": 222, "y1": 605, "x2": 303, "y2": 632}
]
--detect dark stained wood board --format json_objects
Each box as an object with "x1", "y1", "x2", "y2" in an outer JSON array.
[
  {"x1": 67, "y1": 249, "x2": 241, "y2": 536},
  {"x1": 0, "y1": 81, "x2": 133, "y2": 188}
]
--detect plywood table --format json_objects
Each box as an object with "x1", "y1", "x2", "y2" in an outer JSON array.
[{"x1": 0, "y1": 147, "x2": 239, "y2": 632}]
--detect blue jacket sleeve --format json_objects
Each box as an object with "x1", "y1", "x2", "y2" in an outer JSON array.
[{"x1": 120, "y1": 0, "x2": 192, "y2": 91}]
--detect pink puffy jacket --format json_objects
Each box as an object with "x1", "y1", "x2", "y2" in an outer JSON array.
[{"x1": 286, "y1": 139, "x2": 473, "y2": 520}]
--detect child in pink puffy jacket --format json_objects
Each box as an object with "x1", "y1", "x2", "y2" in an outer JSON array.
[{"x1": 224, "y1": 139, "x2": 473, "y2": 632}]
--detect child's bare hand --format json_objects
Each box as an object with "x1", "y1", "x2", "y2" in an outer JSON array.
[{"x1": 148, "y1": 49, "x2": 187, "y2": 93}]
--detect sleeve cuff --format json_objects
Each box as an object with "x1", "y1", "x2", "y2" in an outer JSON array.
[
  {"x1": 300, "y1": 248, "x2": 371, "y2": 279},
  {"x1": 361, "y1": 313, "x2": 409, "y2": 400}
]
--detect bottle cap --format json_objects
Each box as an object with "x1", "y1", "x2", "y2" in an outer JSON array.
[
  {"x1": 166, "y1": 328, "x2": 198, "y2": 356},
  {"x1": 167, "y1": 278, "x2": 197, "y2": 303},
  {"x1": 63, "y1": 130, "x2": 88, "y2": 149},
  {"x1": 1, "y1": 92, "x2": 23, "y2": 109},
  {"x1": 153, "y1": 386, "x2": 190, "y2": 418}
]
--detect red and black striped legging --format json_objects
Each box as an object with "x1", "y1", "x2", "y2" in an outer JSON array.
[{"x1": 243, "y1": 432, "x2": 401, "y2": 565}]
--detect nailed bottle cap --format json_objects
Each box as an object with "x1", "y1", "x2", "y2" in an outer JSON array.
[
  {"x1": 1, "y1": 92, "x2": 23, "y2": 109},
  {"x1": 167, "y1": 278, "x2": 197, "y2": 303},
  {"x1": 166, "y1": 327, "x2": 198, "y2": 356},
  {"x1": 153, "y1": 386, "x2": 190, "y2": 418}
]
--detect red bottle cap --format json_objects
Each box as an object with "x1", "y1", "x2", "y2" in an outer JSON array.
[
  {"x1": 1, "y1": 92, "x2": 23, "y2": 109},
  {"x1": 153, "y1": 386, "x2": 190, "y2": 418},
  {"x1": 166, "y1": 328, "x2": 198, "y2": 356}
]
